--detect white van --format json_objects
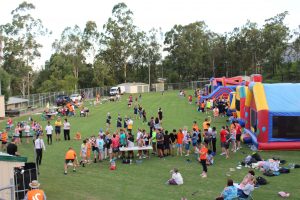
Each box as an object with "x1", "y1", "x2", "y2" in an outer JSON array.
[{"x1": 110, "y1": 86, "x2": 125, "y2": 96}]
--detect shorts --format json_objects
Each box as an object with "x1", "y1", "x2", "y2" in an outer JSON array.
[
  {"x1": 157, "y1": 143, "x2": 164, "y2": 150},
  {"x1": 236, "y1": 134, "x2": 241, "y2": 141},
  {"x1": 108, "y1": 148, "x2": 112, "y2": 154},
  {"x1": 192, "y1": 142, "x2": 197, "y2": 147},
  {"x1": 164, "y1": 144, "x2": 170, "y2": 149},
  {"x1": 185, "y1": 144, "x2": 190, "y2": 150},
  {"x1": 112, "y1": 147, "x2": 119, "y2": 153},
  {"x1": 65, "y1": 159, "x2": 74, "y2": 164},
  {"x1": 171, "y1": 144, "x2": 176, "y2": 149},
  {"x1": 221, "y1": 142, "x2": 226, "y2": 148},
  {"x1": 176, "y1": 144, "x2": 182, "y2": 148},
  {"x1": 55, "y1": 127, "x2": 61, "y2": 134},
  {"x1": 92, "y1": 146, "x2": 99, "y2": 152},
  {"x1": 204, "y1": 138, "x2": 211, "y2": 144},
  {"x1": 225, "y1": 143, "x2": 230, "y2": 149}
]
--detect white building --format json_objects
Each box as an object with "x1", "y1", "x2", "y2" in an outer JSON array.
[{"x1": 118, "y1": 83, "x2": 149, "y2": 94}]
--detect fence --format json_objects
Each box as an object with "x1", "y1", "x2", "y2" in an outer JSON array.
[{"x1": 11, "y1": 80, "x2": 209, "y2": 114}]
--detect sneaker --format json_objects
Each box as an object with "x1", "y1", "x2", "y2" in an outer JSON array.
[
  {"x1": 202, "y1": 174, "x2": 207, "y2": 178},
  {"x1": 73, "y1": 169, "x2": 76, "y2": 172},
  {"x1": 185, "y1": 154, "x2": 190, "y2": 157},
  {"x1": 64, "y1": 171, "x2": 67, "y2": 175},
  {"x1": 220, "y1": 152, "x2": 226, "y2": 155}
]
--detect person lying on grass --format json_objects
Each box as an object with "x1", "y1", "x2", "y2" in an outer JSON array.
[{"x1": 166, "y1": 168, "x2": 183, "y2": 185}]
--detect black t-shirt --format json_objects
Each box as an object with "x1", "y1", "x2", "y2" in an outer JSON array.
[
  {"x1": 106, "y1": 116, "x2": 111, "y2": 124},
  {"x1": 7, "y1": 143, "x2": 18, "y2": 156},
  {"x1": 105, "y1": 138, "x2": 112, "y2": 149},
  {"x1": 158, "y1": 111, "x2": 163, "y2": 120},
  {"x1": 164, "y1": 134, "x2": 170, "y2": 145},
  {"x1": 156, "y1": 133, "x2": 164, "y2": 145},
  {"x1": 169, "y1": 133, "x2": 176, "y2": 143}
]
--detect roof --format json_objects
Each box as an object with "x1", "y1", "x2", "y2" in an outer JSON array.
[
  {"x1": 264, "y1": 83, "x2": 300, "y2": 114},
  {"x1": 118, "y1": 82, "x2": 148, "y2": 86},
  {"x1": 0, "y1": 152, "x2": 27, "y2": 163},
  {"x1": 6, "y1": 97, "x2": 29, "y2": 105}
]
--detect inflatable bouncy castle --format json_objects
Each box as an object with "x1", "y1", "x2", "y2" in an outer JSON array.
[{"x1": 243, "y1": 82, "x2": 300, "y2": 150}]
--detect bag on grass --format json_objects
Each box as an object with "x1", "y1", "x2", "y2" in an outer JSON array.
[
  {"x1": 256, "y1": 176, "x2": 267, "y2": 185},
  {"x1": 279, "y1": 167, "x2": 290, "y2": 174},
  {"x1": 263, "y1": 170, "x2": 275, "y2": 177},
  {"x1": 294, "y1": 164, "x2": 300, "y2": 168},
  {"x1": 122, "y1": 159, "x2": 131, "y2": 164}
]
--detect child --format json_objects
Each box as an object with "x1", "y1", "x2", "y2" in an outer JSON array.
[
  {"x1": 199, "y1": 142, "x2": 208, "y2": 178},
  {"x1": 1, "y1": 130, "x2": 8, "y2": 151},
  {"x1": 80, "y1": 140, "x2": 87, "y2": 167},
  {"x1": 188, "y1": 95, "x2": 192, "y2": 104},
  {"x1": 177, "y1": 129, "x2": 184, "y2": 156},
  {"x1": 74, "y1": 132, "x2": 82, "y2": 140},
  {"x1": 86, "y1": 138, "x2": 92, "y2": 163},
  {"x1": 97, "y1": 135, "x2": 104, "y2": 161},
  {"x1": 164, "y1": 130, "x2": 170, "y2": 156},
  {"x1": 230, "y1": 127, "x2": 237, "y2": 153},
  {"x1": 184, "y1": 131, "x2": 192, "y2": 156}
]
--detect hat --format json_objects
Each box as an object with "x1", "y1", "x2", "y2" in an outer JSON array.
[{"x1": 29, "y1": 180, "x2": 40, "y2": 188}]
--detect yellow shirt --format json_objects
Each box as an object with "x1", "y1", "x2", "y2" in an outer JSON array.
[{"x1": 55, "y1": 120, "x2": 62, "y2": 127}]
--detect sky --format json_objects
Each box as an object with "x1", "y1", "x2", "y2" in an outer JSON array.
[{"x1": 1, "y1": 0, "x2": 300, "y2": 70}]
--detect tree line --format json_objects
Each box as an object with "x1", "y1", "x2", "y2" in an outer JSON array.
[{"x1": 0, "y1": 2, "x2": 299, "y2": 98}]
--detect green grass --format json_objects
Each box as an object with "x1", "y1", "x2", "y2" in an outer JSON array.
[{"x1": 3, "y1": 91, "x2": 300, "y2": 200}]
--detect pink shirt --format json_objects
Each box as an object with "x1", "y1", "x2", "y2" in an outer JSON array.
[{"x1": 112, "y1": 137, "x2": 119, "y2": 148}]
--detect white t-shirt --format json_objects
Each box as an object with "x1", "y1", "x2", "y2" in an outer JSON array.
[
  {"x1": 24, "y1": 125, "x2": 30, "y2": 133},
  {"x1": 172, "y1": 172, "x2": 183, "y2": 185},
  {"x1": 136, "y1": 131, "x2": 143, "y2": 141},
  {"x1": 45, "y1": 125, "x2": 53, "y2": 135},
  {"x1": 64, "y1": 122, "x2": 70, "y2": 130}
]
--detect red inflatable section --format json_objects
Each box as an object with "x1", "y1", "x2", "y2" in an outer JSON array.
[{"x1": 259, "y1": 142, "x2": 300, "y2": 150}]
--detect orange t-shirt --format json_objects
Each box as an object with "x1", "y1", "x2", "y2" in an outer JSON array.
[
  {"x1": 177, "y1": 132, "x2": 184, "y2": 144},
  {"x1": 203, "y1": 122, "x2": 209, "y2": 130},
  {"x1": 1, "y1": 132, "x2": 8, "y2": 142},
  {"x1": 192, "y1": 124, "x2": 199, "y2": 132},
  {"x1": 199, "y1": 147, "x2": 208, "y2": 160},
  {"x1": 27, "y1": 189, "x2": 45, "y2": 200},
  {"x1": 65, "y1": 149, "x2": 76, "y2": 159}
]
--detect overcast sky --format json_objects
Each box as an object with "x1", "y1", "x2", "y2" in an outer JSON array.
[{"x1": 1, "y1": 0, "x2": 300, "y2": 69}]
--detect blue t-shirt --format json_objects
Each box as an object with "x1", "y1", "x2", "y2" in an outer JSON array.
[
  {"x1": 222, "y1": 186, "x2": 237, "y2": 200},
  {"x1": 120, "y1": 133, "x2": 126, "y2": 146},
  {"x1": 98, "y1": 139, "x2": 104, "y2": 150}
]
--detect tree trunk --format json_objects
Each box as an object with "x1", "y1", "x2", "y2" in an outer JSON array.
[{"x1": 124, "y1": 63, "x2": 127, "y2": 83}]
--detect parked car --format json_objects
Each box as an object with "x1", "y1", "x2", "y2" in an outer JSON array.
[
  {"x1": 109, "y1": 86, "x2": 125, "y2": 96},
  {"x1": 70, "y1": 93, "x2": 82, "y2": 102},
  {"x1": 56, "y1": 95, "x2": 71, "y2": 106}
]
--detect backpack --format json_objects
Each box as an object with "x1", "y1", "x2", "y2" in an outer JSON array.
[
  {"x1": 252, "y1": 153, "x2": 262, "y2": 161},
  {"x1": 263, "y1": 170, "x2": 275, "y2": 177},
  {"x1": 256, "y1": 176, "x2": 267, "y2": 185},
  {"x1": 279, "y1": 167, "x2": 290, "y2": 174}
]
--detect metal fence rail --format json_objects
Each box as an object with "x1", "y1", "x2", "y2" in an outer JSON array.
[{"x1": 10, "y1": 80, "x2": 209, "y2": 114}]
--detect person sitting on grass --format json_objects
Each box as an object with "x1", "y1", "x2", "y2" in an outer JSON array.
[
  {"x1": 74, "y1": 132, "x2": 82, "y2": 140},
  {"x1": 237, "y1": 176, "x2": 255, "y2": 199},
  {"x1": 239, "y1": 170, "x2": 255, "y2": 189},
  {"x1": 166, "y1": 168, "x2": 183, "y2": 185},
  {"x1": 64, "y1": 147, "x2": 77, "y2": 175},
  {"x1": 216, "y1": 179, "x2": 237, "y2": 200}
]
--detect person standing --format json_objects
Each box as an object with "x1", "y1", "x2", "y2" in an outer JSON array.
[
  {"x1": 220, "y1": 126, "x2": 229, "y2": 158},
  {"x1": 151, "y1": 129, "x2": 157, "y2": 155},
  {"x1": 24, "y1": 122, "x2": 31, "y2": 144},
  {"x1": 106, "y1": 112, "x2": 111, "y2": 130},
  {"x1": 199, "y1": 142, "x2": 208, "y2": 178},
  {"x1": 54, "y1": 117, "x2": 62, "y2": 141},
  {"x1": 34, "y1": 134, "x2": 46, "y2": 169},
  {"x1": 156, "y1": 129, "x2": 164, "y2": 158},
  {"x1": 64, "y1": 147, "x2": 77, "y2": 175},
  {"x1": 6, "y1": 138, "x2": 20, "y2": 156},
  {"x1": 211, "y1": 127, "x2": 217, "y2": 154},
  {"x1": 176, "y1": 129, "x2": 184, "y2": 156},
  {"x1": 127, "y1": 118, "x2": 133, "y2": 134},
  {"x1": 63, "y1": 118, "x2": 71, "y2": 141},
  {"x1": 45, "y1": 121, "x2": 53, "y2": 145},
  {"x1": 24, "y1": 180, "x2": 47, "y2": 200},
  {"x1": 158, "y1": 108, "x2": 163, "y2": 124},
  {"x1": 116, "y1": 114, "x2": 122, "y2": 130},
  {"x1": 1, "y1": 128, "x2": 8, "y2": 151}
]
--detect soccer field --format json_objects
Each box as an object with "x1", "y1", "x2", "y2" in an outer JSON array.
[{"x1": 6, "y1": 91, "x2": 300, "y2": 200}]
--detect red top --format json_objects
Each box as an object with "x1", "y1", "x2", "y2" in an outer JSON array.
[
  {"x1": 177, "y1": 132, "x2": 184, "y2": 144},
  {"x1": 199, "y1": 147, "x2": 208, "y2": 160},
  {"x1": 235, "y1": 123, "x2": 242, "y2": 135},
  {"x1": 220, "y1": 129, "x2": 227, "y2": 143},
  {"x1": 111, "y1": 137, "x2": 119, "y2": 148}
]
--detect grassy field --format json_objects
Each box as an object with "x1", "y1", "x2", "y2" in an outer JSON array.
[{"x1": 3, "y1": 91, "x2": 300, "y2": 200}]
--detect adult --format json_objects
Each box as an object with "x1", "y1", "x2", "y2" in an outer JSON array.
[
  {"x1": 64, "y1": 147, "x2": 77, "y2": 175},
  {"x1": 158, "y1": 108, "x2": 163, "y2": 124},
  {"x1": 7, "y1": 138, "x2": 20, "y2": 156},
  {"x1": 106, "y1": 112, "x2": 111, "y2": 130},
  {"x1": 166, "y1": 168, "x2": 183, "y2": 185},
  {"x1": 45, "y1": 121, "x2": 53, "y2": 145},
  {"x1": 211, "y1": 127, "x2": 217, "y2": 154},
  {"x1": 54, "y1": 117, "x2": 62, "y2": 141},
  {"x1": 116, "y1": 114, "x2": 122, "y2": 130},
  {"x1": 216, "y1": 179, "x2": 237, "y2": 200},
  {"x1": 176, "y1": 129, "x2": 184, "y2": 156},
  {"x1": 169, "y1": 129, "x2": 177, "y2": 156},
  {"x1": 199, "y1": 142, "x2": 208, "y2": 178},
  {"x1": 24, "y1": 180, "x2": 47, "y2": 200},
  {"x1": 24, "y1": 122, "x2": 31, "y2": 144},
  {"x1": 156, "y1": 129, "x2": 164, "y2": 158},
  {"x1": 34, "y1": 134, "x2": 46, "y2": 169},
  {"x1": 63, "y1": 118, "x2": 71, "y2": 141}
]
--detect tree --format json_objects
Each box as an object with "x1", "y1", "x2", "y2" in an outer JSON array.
[
  {"x1": 0, "y1": 1, "x2": 49, "y2": 96},
  {"x1": 100, "y1": 2, "x2": 138, "y2": 83}
]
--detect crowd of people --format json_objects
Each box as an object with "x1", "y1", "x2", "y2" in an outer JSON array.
[{"x1": 0, "y1": 90, "x2": 256, "y2": 199}]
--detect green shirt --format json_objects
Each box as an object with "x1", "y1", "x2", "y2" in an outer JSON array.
[{"x1": 152, "y1": 131, "x2": 157, "y2": 142}]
